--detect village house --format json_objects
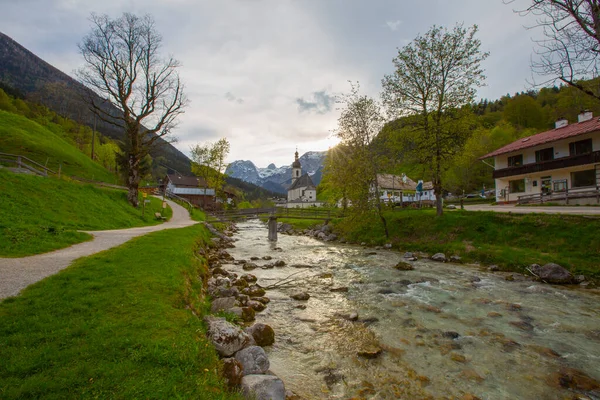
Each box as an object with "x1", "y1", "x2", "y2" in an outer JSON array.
[
  {"x1": 376, "y1": 173, "x2": 436, "y2": 205},
  {"x1": 286, "y1": 150, "x2": 322, "y2": 208},
  {"x1": 163, "y1": 174, "x2": 215, "y2": 208},
  {"x1": 481, "y1": 111, "x2": 600, "y2": 205}
]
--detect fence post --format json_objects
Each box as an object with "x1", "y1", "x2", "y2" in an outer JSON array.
[{"x1": 17, "y1": 156, "x2": 21, "y2": 169}]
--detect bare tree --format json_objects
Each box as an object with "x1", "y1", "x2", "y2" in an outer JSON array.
[
  {"x1": 382, "y1": 24, "x2": 488, "y2": 216},
  {"x1": 77, "y1": 13, "x2": 187, "y2": 207},
  {"x1": 510, "y1": 0, "x2": 600, "y2": 99}
]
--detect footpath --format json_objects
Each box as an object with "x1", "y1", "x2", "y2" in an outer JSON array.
[{"x1": 0, "y1": 199, "x2": 196, "y2": 299}]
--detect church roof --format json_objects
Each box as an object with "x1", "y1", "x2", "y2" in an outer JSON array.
[{"x1": 288, "y1": 173, "x2": 315, "y2": 191}]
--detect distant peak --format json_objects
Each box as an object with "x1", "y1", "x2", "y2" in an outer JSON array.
[{"x1": 267, "y1": 163, "x2": 276, "y2": 169}]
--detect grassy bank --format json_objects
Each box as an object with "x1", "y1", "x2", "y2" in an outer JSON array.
[
  {"x1": 0, "y1": 169, "x2": 172, "y2": 257},
  {"x1": 0, "y1": 224, "x2": 239, "y2": 399},
  {"x1": 281, "y1": 209, "x2": 600, "y2": 279}
]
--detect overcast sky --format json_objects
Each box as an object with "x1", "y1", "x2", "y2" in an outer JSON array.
[{"x1": 1, "y1": 0, "x2": 541, "y2": 168}]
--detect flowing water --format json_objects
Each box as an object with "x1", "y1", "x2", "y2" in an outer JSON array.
[{"x1": 225, "y1": 220, "x2": 600, "y2": 399}]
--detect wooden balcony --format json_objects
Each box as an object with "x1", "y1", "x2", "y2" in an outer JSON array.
[{"x1": 493, "y1": 150, "x2": 600, "y2": 179}]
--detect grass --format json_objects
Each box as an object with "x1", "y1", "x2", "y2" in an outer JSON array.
[
  {"x1": 322, "y1": 209, "x2": 600, "y2": 279},
  {"x1": 0, "y1": 110, "x2": 117, "y2": 182},
  {"x1": 0, "y1": 224, "x2": 240, "y2": 399},
  {"x1": 0, "y1": 169, "x2": 173, "y2": 257}
]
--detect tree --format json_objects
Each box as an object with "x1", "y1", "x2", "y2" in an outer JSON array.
[
  {"x1": 381, "y1": 24, "x2": 488, "y2": 216},
  {"x1": 503, "y1": 94, "x2": 547, "y2": 129},
  {"x1": 77, "y1": 13, "x2": 187, "y2": 207},
  {"x1": 511, "y1": 0, "x2": 600, "y2": 101},
  {"x1": 331, "y1": 83, "x2": 389, "y2": 237},
  {"x1": 190, "y1": 138, "x2": 231, "y2": 202}
]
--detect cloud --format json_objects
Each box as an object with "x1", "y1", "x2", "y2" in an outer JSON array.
[
  {"x1": 296, "y1": 90, "x2": 334, "y2": 114},
  {"x1": 385, "y1": 20, "x2": 402, "y2": 31},
  {"x1": 224, "y1": 91, "x2": 244, "y2": 104}
]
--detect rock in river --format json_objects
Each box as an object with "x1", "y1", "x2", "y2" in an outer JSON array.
[
  {"x1": 245, "y1": 323, "x2": 275, "y2": 346},
  {"x1": 431, "y1": 253, "x2": 447, "y2": 262},
  {"x1": 530, "y1": 263, "x2": 574, "y2": 284},
  {"x1": 291, "y1": 292, "x2": 310, "y2": 301},
  {"x1": 235, "y1": 345, "x2": 270, "y2": 375},
  {"x1": 205, "y1": 316, "x2": 251, "y2": 357},
  {"x1": 394, "y1": 261, "x2": 414, "y2": 271},
  {"x1": 241, "y1": 375, "x2": 286, "y2": 400},
  {"x1": 210, "y1": 296, "x2": 237, "y2": 313}
]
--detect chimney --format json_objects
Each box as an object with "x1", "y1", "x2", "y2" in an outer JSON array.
[
  {"x1": 577, "y1": 110, "x2": 593, "y2": 123},
  {"x1": 555, "y1": 117, "x2": 568, "y2": 129}
]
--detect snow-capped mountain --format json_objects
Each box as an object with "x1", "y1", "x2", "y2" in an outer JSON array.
[{"x1": 226, "y1": 151, "x2": 327, "y2": 194}]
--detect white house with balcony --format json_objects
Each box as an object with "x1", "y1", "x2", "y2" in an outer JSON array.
[
  {"x1": 376, "y1": 173, "x2": 436, "y2": 205},
  {"x1": 480, "y1": 111, "x2": 600, "y2": 205}
]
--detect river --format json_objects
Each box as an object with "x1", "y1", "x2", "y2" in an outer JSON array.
[{"x1": 224, "y1": 220, "x2": 600, "y2": 399}]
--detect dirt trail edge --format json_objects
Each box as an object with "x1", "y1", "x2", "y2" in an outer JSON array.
[{"x1": 0, "y1": 198, "x2": 197, "y2": 300}]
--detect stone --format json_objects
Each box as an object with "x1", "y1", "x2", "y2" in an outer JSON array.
[
  {"x1": 330, "y1": 287, "x2": 349, "y2": 293},
  {"x1": 450, "y1": 353, "x2": 467, "y2": 363},
  {"x1": 360, "y1": 242, "x2": 367, "y2": 246},
  {"x1": 205, "y1": 316, "x2": 251, "y2": 357},
  {"x1": 510, "y1": 320, "x2": 534, "y2": 331},
  {"x1": 241, "y1": 274, "x2": 258, "y2": 283},
  {"x1": 320, "y1": 224, "x2": 332, "y2": 234},
  {"x1": 222, "y1": 357, "x2": 244, "y2": 387},
  {"x1": 291, "y1": 292, "x2": 310, "y2": 301},
  {"x1": 245, "y1": 323, "x2": 275, "y2": 346},
  {"x1": 211, "y1": 267, "x2": 230, "y2": 277},
  {"x1": 505, "y1": 274, "x2": 515, "y2": 281},
  {"x1": 394, "y1": 261, "x2": 414, "y2": 271},
  {"x1": 574, "y1": 274, "x2": 586, "y2": 283},
  {"x1": 365, "y1": 251, "x2": 377, "y2": 256},
  {"x1": 247, "y1": 300, "x2": 266, "y2": 312},
  {"x1": 235, "y1": 345, "x2": 270, "y2": 375},
  {"x1": 325, "y1": 234, "x2": 338, "y2": 241},
  {"x1": 449, "y1": 255, "x2": 462, "y2": 263},
  {"x1": 294, "y1": 304, "x2": 307, "y2": 310},
  {"x1": 431, "y1": 253, "x2": 447, "y2": 262},
  {"x1": 230, "y1": 306, "x2": 256, "y2": 322},
  {"x1": 403, "y1": 252, "x2": 415, "y2": 259},
  {"x1": 442, "y1": 331, "x2": 460, "y2": 339},
  {"x1": 241, "y1": 374, "x2": 286, "y2": 400},
  {"x1": 274, "y1": 260, "x2": 286, "y2": 267},
  {"x1": 211, "y1": 296, "x2": 237, "y2": 313},
  {"x1": 357, "y1": 346, "x2": 382, "y2": 359},
  {"x1": 250, "y1": 256, "x2": 259, "y2": 261},
  {"x1": 243, "y1": 263, "x2": 258, "y2": 271},
  {"x1": 319, "y1": 272, "x2": 333, "y2": 278},
  {"x1": 261, "y1": 263, "x2": 275, "y2": 269},
  {"x1": 548, "y1": 367, "x2": 600, "y2": 392},
  {"x1": 384, "y1": 243, "x2": 392, "y2": 249},
  {"x1": 530, "y1": 263, "x2": 574, "y2": 284},
  {"x1": 488, "y1": 265, "x2": 500, "y2": 272},
  {"x1": 242, "y1": 285, "x2": 266, "y2": 297},
  {"x1": 262, "y1": 255, "x2": 272, "y2": 260},
  {"x1": 290, "y1": 263, "x2": 313, "y2": 269},
  {"x1": 236, "y1": 294, "x2": 249, "y2": 306},
  {"x1": 232, "y1": 278, "x2": 248, "y2": 289}
]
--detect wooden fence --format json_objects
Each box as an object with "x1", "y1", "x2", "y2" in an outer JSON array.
[{"x1": 0, "y1": 152, "x2": 57, "y2": 176}]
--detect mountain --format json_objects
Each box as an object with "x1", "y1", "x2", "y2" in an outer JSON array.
[
  {"x1": 0, "y1": 31, "x2": 191, "y2": 175},
  {"x1": 226, "y1": 151, "x2": 327, "y2": 194}
]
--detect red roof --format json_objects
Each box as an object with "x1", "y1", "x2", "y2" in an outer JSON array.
[{"x1": 480, "y1": 117, "x2": 600, "y2": 159}]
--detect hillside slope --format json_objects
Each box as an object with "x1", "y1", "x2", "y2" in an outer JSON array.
[{"x1": 0, "y1": 110, "x2": 116, "y2": 182}]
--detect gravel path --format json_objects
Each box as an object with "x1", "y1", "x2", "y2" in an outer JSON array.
[{"x1": 0, "y1": 199, "x2": 197, "y2": 300}]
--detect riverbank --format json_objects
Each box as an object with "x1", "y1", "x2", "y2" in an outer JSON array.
[
  {"x1": 278, "y1": 209, "x2": 600, "y2": 280},
  {"x1": 0, "y1": 224, "x2": 239, "y2": 399}
]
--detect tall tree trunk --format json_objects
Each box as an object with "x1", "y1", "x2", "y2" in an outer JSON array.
[
  {"x1": 435, "y1": 146, "x2": 443, "y2": 216},
  {"x1": 127, "y1": 154, "x2": 140, "y2": 207}
]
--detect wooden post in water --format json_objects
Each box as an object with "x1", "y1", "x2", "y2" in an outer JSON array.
[{"x1": 268, "y1": 216, "x2": 278, "y2": 241}]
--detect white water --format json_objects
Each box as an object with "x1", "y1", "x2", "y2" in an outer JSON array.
[{"x1": 225, "y1": 220, "x2": 600, "y2": 399}]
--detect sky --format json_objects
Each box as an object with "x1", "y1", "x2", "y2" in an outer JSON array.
[{"x1": 0, "y1": 0, "x2": 542, "y2": 168}]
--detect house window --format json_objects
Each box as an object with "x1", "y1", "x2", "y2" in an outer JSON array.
[
  {"x1": 571, "y1": 169, "x2": 596, "y2": 188},
  {"x1": 508, "y1": 154, "x2": 523, "y2": 167},
  {"x1": 569, "y1": 139, "x2": 593, "y2": 156},
  {"x1": 553, "y1": 180, "x2": 567, "y2": 192},
  {"x1": 509, "y1": 179, "x2": 525, "y2": 193},
  {"x1": 535, "y1": 147, "x2": 554, "y2": 162}
]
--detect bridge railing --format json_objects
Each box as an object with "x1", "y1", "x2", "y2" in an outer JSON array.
[{"x1": 211, "y1": 207, "x2": 340, "y2": 220}]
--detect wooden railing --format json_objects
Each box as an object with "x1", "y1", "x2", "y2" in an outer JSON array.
[
  {"x1": 0, "y1": 152, "x2": 57, "y2": 176},
  {"x1": 494, "y1": 150, "x2": 600, "y2": 179},
  {"x1": 517, "y1": 187, "x2": 600, "y2": 205},
  {"x1": 211, "y1": 207, "x2": 341, "y2": 221}
]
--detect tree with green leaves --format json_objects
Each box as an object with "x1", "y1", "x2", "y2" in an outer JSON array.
[
  {"x1": 382, "y1": 24, "x2": 488, "y2": 216},
  {"x1": 78, "y1": 13, "x2": 187, "y2": 207},
  {"x1": 190, "y1": 138, "x2": 230, "y2": 202},
  {"x1": 331, "y1": 83, "x2": 389, "y2": 237}
]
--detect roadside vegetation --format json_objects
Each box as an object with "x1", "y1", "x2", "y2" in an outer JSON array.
[
  {"x1": 0, "y1": 169, "x2": 172, "y2": 257},
  {"x1": 0, "y1": 224, "x2": 240, "y2": 399}
]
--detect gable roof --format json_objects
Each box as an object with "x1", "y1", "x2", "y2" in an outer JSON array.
[
  {"x1": 288, "y1": 174, "x2": 315, "y2": 191},
  {"x1": 377, "y1": 174, "x2": 417, "y2": 191},
  {"x1": 166, "y1": 174, "x2": 208, "y2": 188},
  {"x1": 480, "y1": 117, "x2": 600, "y2": 159}
]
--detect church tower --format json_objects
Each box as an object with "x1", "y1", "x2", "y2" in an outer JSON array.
[{"x1": 291, "y1": 149, "x2": 301, "y2": 184}]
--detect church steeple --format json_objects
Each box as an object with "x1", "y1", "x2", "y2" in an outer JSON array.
[{"x1": 291, "y1": 148, "x2": 301, "y2": 184}]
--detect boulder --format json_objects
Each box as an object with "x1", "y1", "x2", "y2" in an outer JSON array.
[
  {"x1": 325, "y1": 234, "x2": 338, "y2": 241},
  {"x1": 250, "y1": 256, "x2": 259, "y2": 261},
  {"x1": 317, "y1": 232, "x2": 327, "y2": 239},
  {"x1": 241, "y1": 274, "x2": 258, "y2": 283},
  {"x1": 274, "y1": 260, "x2": 286, "y2": 267},
  {"x1": 211, "y1": 267, "x2": 230, "y2": 277},
  {"x1": 320, "y1": 224, "x2": 332, "y2": 234},
  {"x1": 431, "y1": 253, "x2": 447, "y2": 262},
  {"x1": 232, "y1": 278, "x2": 248, "y2": 288},
  {"x1": 394, "y1": 261, "x2": 414, "y2": 271},
  {"x1": 330, "y1": 287, "x2": 349, "y2": 293},
  {"x1": 205, "y1": 317, "x2": 251, "y2": 357},
  {"x1": 262, "y1": 255, "x2": 272, "y2": 260},
  {"x1": 222, "y1": 357, "x2": 244, "y2": 387},
  {"x1": 241, "y1": 375, "x2": 286, "y2": 400},
  {"x1": 252, "y1": 296, "x2": 270, "y2": 304},
  {"x1": 357, "y1": 346, "x2": 382, "y2": 359},
  {"x1": 488, "y1": 265, "x2": 500, "y2": 272},
  {"x1": 290, "y1": 292, "x2": 310, "y2": 301},
  {"x1": 231, "y1": 307, "x2": 256, "y2": 322},
  {"x1": 242, "y1": 285, "x2": 266, "y2": 297},
  {"x1": 530, "y1": 263, "x2": 574, "y2": 284},
  {"x1": 403, "y1": 252, "x2": 415, "y2": 259},
  {"x1": 449, "y1": 255, "x2": 462, "y2": 263},
  {"x1": 245, "y1": 323, "x2": 275, "y2": 346},
  {"x1": 211, "y1": 296, "x2": 237, "y2": 313},
  {"x1": 247, "y1": 300, "x2": 266, "y2": 312},
  {"x1": 243, "y1": 263, "x2": 258, "y2": 271},
  {"x1": 235, "y1": 345, "x2": 270, "y2": 375}
]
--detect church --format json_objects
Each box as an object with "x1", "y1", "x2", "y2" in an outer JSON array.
[{"x1": 286, "y1": 150, "x2": 318, "y2": 205}]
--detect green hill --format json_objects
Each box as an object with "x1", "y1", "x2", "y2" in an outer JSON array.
[
  {"x1": 0, "y1": 110, "x2": 117, "y2": 182},
  {"x1": 0, "y1": 169, "x2": 171, "y2": 257}
]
